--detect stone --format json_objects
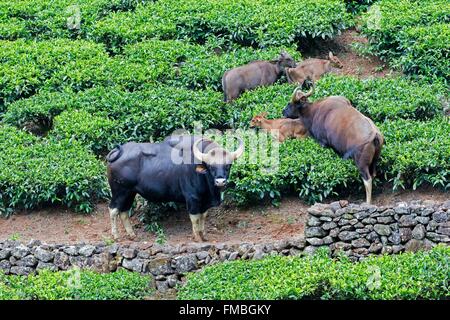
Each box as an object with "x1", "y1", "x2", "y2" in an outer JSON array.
[
  {"x1": 329, "y1": 228, "x2": 340, "y2": 238},
  {"x1": 0, "y1": 260, "x2": 11, "y2": 273},
  {"x1": 338, "y1": 231, "x2": 359, "y2": 241},
  {"x1": 173, "y1": 254, "x2": 198, "y2": 273},
  {"x1": 399, "y1": 228, "x2": 413, "y2": 243},
  {"x1": 356, "y1": 228, "x2": 370, "y2": 234},
  {"x1": 352, "y1": 248, "x2": 368, "y2": 256},
  {"x1": 420, "y1": 208, "x2": 435, "y2": 217},
  {"x1": 392, "y1": 245, "x2": 405, "y2": 254},
  {"x1": 305, "y1": 227, "x2": 327, "y2": 238},
  {"x1": 35, "y1": 247, "x2": 54, "y2": 262},
  {"x1": 394, "y1": 203, "x2": 409, "y2": 214},
  {"x1": 107, "y1": 243, "x2": 120, "y2": 255},
  {"x1": 273, "y1": 240, "x2": 288, "y2": 251},
  {"x1": 398, "y1": 215, "x2": 417, "y2": 227},
  {"x1": 10, "y1": 266, "x2": 33, "y2": 275},
  {"x1": 289, "y1": 248, "x2": 301, "y2": 256},
  {"x1": 196, "y1": 251, "x2": 209, "y2": 260},
  {"x1": 137, "y1": 250, "x2": 150, "y2": 259},
  {"x1": 331, "y1": 242, "x2": 351, "y2": 251},
  {"x1": 36, "y1": 261, "x2": 57, "y2": 271},
  {"x1": 78, "y1": 245, "x2": 96, "y2": 257},
  {"x1": 412, "y1": 224, "x2": 426, "y2": 240},
  {"x1": 307, "y1": 216, "x2": 322, "y2": 227},
  {"x1": 0, "y1": 249, "x2": 11, "y2": 260},
  {"x1": 340, "y1": 225, "x2": 355, "y2": 232},
  {"x1": 338, "y1": 219, "x2": 351, "y2": 226},
  {"x1": 362, "y1": 218, "x2": 377, "y2": 225},
  {"x1": 374, "y1": 224, "x2": 391, "y2": 236},
  {"x1": 349, "y1": 219, "x2": 358, "y2": 225},
  {"x1": 288, "y1": 237, "x2": 306, "y2": 249},
  {"x1": 322, "y1": 236, "x2": 334, "y2": 245},
  {"x1": 228, "y1": 252, "x2": 239, "y2": 261},
  {"x1": 219, "y1": 250, "x2": 230, "y2": 261},
  {"x1": 432, "y1": 211, "x2": 448, "y2": 223},
  {"x1": 167, "y1": 274, "x2": 179, "y2": 288},
  {"x1": 354, "y1": 222, "x2": 364, "y2": 229},
  {"x1": 368, "y1": 243, "x2": 382, "y2": 253},
  {"x1": 16, "y1": 255, "x2": 37, "y2": 267},
  {"x1": 388, "y1": 231, "x2": 401, "y2": 245},
  {"x1": 426, "y1": 220, "x2": 438, "y2": 231},
  {"x1": 303, "y1": 246, "x2": 318, "y2": 255},
  {"x1": 377, "y1": 216, "x2": 394, "y2": 224},
  {"x1": 121, "y1": 248, "x2": 137, "y2": 259},
  {"x1": 63, "y1": 246, "x2": 78, "y2": 256},
  {"x1": 437, "y1": 226, "x2": 450, "y2": 236},
  {"x1": 415, "y1": 216, "x2": 429, "y2": 224},
  {"x1": 253, "y1": 250, "x2": 266, "y2": 260},
  {"x1": 307, "y1": 238, "x2": 324, "y2": 246},
  {"x1": 423, "y1": 239, "x2": 436, "y2": 250},
  {"x1": 442, "y1": 200, "x2": 450, "y2": 210},
  {"x1": 155, "y1": 281, "x2": 170, "y2": 293},
  {"x1": 405, "y1": 239, "x2": 424, "y2": 252},
  {"x1": 54, "y1": 252, "x2": 70, "y2": 270},
  {"x1": 122, "y1": 258, "x2": 144, "y2": 272},
  {"x1": 381, "y1": 246, "x2": 393, "y2": 254},
  {"x1": 351, "y1": 238, "x2": 370, "y2": 248},
  {"x1": 329, "y1": 201, "x2": 342, "y2": 212},
  {"x1": 427, "y1": 232, "x2": 450, "y2": 243},
  {"x1": 381, "y1": 236, "x2": 388, "y2": 245},
  {"x1": 11, "y1": 244, "x2": 30, "y2": 259},
  {"x1": 319, "y1": 216, "x2": 333, "y2": 222},
  {"x1": 307, "y1": 204, "x2": 330, "y2": 216}
]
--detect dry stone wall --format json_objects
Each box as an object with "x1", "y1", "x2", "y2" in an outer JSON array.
[{"x1": 304, "y1": 200, "x2": 450, "y2": 260}]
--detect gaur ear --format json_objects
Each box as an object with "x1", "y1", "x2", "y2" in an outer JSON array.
[{"x1": 195, "y1": 164, "x2": 208, "y2": 174}]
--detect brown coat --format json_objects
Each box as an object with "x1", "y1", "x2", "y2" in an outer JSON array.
[{"x1": 250, "y1": 112, "x2": 308, "y2": 142}]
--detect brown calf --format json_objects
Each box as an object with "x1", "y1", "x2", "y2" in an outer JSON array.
[
  {"x1": 285, "y1": 52, "x2": 343, "y2": 86},
  {"x1": 282, "y1": 86, "x2": 384, "y2": 204},
  {"x1": 250, "y1": 112, "x2": 308, "y2": 142},
  {"x1": 222, "y1": 51, "x2": 296, "y2": 102}
]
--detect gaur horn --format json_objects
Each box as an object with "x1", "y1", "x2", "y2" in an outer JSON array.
[
  {"x1": 230, "y1": 136, "x2": 245, "y2": 160},
  {"x1": 193, "y1": 138, "x2": 211, "y2": 164},
  {"x1": 291, "y1": 86, "x2": 303, "y2": 103},
  {"x1": 304, "y1": 82, "x2": 315, "y2": 98}
]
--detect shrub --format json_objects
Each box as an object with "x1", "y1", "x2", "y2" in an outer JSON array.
[
  {"x1": 178, "y1": 245, "x2": 450, "y2": 300},
  {"x1": 0, "y1": 125, "x2": 108, "y2": 215},
  {"x1": 361, "y1": 0, "x2": 450, "y2": 82},
  {"x1": 380, "y1": 117, "x2": 450, "y2": 191},
  {"x1": 345, "y1": 0, "x2": 378, "y2": 14},
  {"x1": 0, "y1": 269, "x2": 152, "y2": 300},
  {"x1": 92, "y1": 0, "x2": 353, "y2": 50}
]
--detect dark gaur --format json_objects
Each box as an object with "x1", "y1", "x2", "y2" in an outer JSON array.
[
  {"x1": 222, "y1": 51, "x2": 296, "y2": 102},
  {"x1": 106, "y1": 135, "x2": 244, "y2": 242},
  {"x1": 283, "y1": 85, "x2": 384, "y2": 204}
]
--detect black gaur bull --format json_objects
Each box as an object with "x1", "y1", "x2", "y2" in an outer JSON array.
[
  {"x1": 222, "y1": 51, "x2": 296, "y2": 102},
  {"x1": 282, "y1": 86, "x2": 384, "y2": 204},
  {"x1": 106, "y1": 135, "x2": 244, "y2": 242}
]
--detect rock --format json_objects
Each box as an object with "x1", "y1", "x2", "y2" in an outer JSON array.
[
  {"x1": 415, "y1": 216, "x2": 429, "y2": 224},
  {"x1": 27, "y1": 240, "x2": 42, "y2": 247},
  {"x1": 228, "y1": 252, "x2": 239, "y2": 261},
  {"x1": 356, "y1": 228, "x2": 370, "y2": 234},
  {"x1": 426, "y1": 220, "x2": 438, "y2": 231},
  {"x1": 354, "y1": 222, "x2": 364, "y2": 229},
  {"x1": 423, "y1": 239, "x2": 436, "y2": 250},
  {"x1": 368, "y1": 243, "x2": 382, "y2": 253},
  {"x1": 432, "y1": 211, "x2": 448, "y2": 223},
  {"x1": 273, "y1": 240, "x2": 288, "y2": 251},
  {"x1": 122, "y1": 258, "x2": 144, "y2": 272},
  {"x1": 392, "y1": 245, "x2": 405, "y2": 254},
  {"x1": 374, "y1": 224, "x2": 391, "y2": 236},
  {"x1": 388, "y1": 231, "x2": 401, "y2": 245},
  {"x1": 381, "y1": 246, "x2": 393, "y2": 254},
  {"x1": 338, "y1": 219, "x2": 351, "y2": 226},
  {"x1": 78, "y1": 245, "x2": 96, "y2": 257},
  {"x1": 107, "y1": 243, "x2": 120, "y2": 255},
  {"x1": 155, "y1": 281, "x2": 170, "y2": 293},
  {"x1": 303, "y1": 246, "x2": 318, "y2": 255},
  {"x1": 420, "y1": 208, "x2": 434, "y2": 217},
  {"x1": 398, "y1": 215, "x2": 417, "y2": 227},
  {"x1": 381, "y1": 236, "x2": 388, "y2": 245},
  {"x1": 0, "y1": 260, "x2": 11, "y2": 273},
  {"x1": 441, "y1": 200, "x2": 450, "y2": 210},
  {"x1": 121, "y1": 248, "x2": 137, "y2": 259},
  {"x1": 305, "y1": 227, "x2": 327, "y2": 238},
  {"x1": 10, "y1": 266, "x2": 33, "y2": 275},
  {"x1": 167, "y1": 274, "x2": 179, "y2": 288},
  {"x1": 0, "y1": 249, "x2": 11, "y2": 260},
  {"x1": 11, "y1": 245, "x2": 30, "y2": 259},
  {"x1": 362, "y1": 218, "x2": 377, "y2": 225},
  {"x1": 412, "y1": 224, "x2": 426, "y2": 240},
  {"x1": 289, "y1": 248, "x2": 302, "y2": 256},
  {"x1": 352, "y1": 248, "x2": 368, "y2": 256},
  {"x1": 54, "y1": 252, "x2": 70, "y2": 270},
  {"x1": 307, "y1": 238, "x2": 324, "y2": 246},
  {"x1": 288, "y1": 237, "x2": 306, "y2": 249},
  {"x1": 330, "y1": 242, "x2": 351, "y2": 251},
  {"x1": 196, "y1": 251, "x2": 209, "y2": 260},
  {"x1": 394, "y1": 204, "x2": 409, "y2": 214},
  {"x1": 377, "y1": 216, "x2": 394, "y2": 224},
  {"x1": 329, "y1": 201, "x2": 343, "y2": 212},
  {"x1": 16, "y1": 255, "x2": 37, "y2": 267},
  {"x1": 137, "y1": 250, "x2": 150, "y2": 259},
  {"x1": 307, "y1": 204, "x2": 330, "y2": 216},
  {"x1": 319, "y1": 216, "x2": 333, "y2": 222},
  {"x1": 63, "y1": 246, "x2": 78, "y2": 256},
  {"x1": 437, "y1": 225, "x2": 450, "y2": 236},
  {"x1": 307, "y1": 216, "x2": 322, "y2": 227},
  {"x1": 329, "y1": 228, "x2": 340, "y2": 238},
  {"x1": 36, "y1": 261, "x2": 57, "y2": 271},
  {"x1": 173, "y1": 254, "x2": 198, "y2": 273},
  {"x1": 252, "y1": 250, "x2": 266, "y2": 260},
  {"x1": 405, "y1": 239, "x2": 424, "y2": 252},
  {"x1": 322, "y1": 236, "x2": 334, "y2": 245},
  {"x1": 399, "y1": 228, "x2": 413, "y2": 243},
  {"x1": 426, "y1": 232, "x2": 450, "y2": 243},
  {"x1": 351, "y1": 238, "x2": 370, "y2": 248},
  {"x1": 219, "y1": 250, "x2": 230, "y2": 261},
  {"x1": 35, "y1": 247, "x2": 54, "y2": 262},
  {"x1": 338, "y1": 231, "x2": 359, "y2": 241}
]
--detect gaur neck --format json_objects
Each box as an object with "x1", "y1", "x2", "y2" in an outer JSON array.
[{"x1": 297, "y1": 101, "x2": 314, "y2": 130}]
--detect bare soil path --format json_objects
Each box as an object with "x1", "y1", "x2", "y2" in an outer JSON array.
[{"x1": 0, "y1": 186, "x2": 447, "y2": 246}]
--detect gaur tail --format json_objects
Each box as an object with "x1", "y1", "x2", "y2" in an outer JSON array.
[
  {"x1": 373, "y1": 132, "x2": 384, "y2": 147},
  {"x1": 106, "y1": 145, "x2": 123, "y2": 163},
  {"x1": 222, "y1": 73, "x2": 228, "y2": 102}
]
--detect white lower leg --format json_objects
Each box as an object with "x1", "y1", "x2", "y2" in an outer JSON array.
[
  {"x1": 363, "y1": 178, "x2": 373, "y2": 204},
  {"x1": 120, "y1": 212, "x2": 136, "y2": 238},
  {"x1": 199, "y1": 212, "x2": 208, "y2": 239},
  {"x1": 109, "y1": 208, "x2": 120, "y2": 239},
  {"x1": 189, "y1": 214, "x2": 203, "y2": 242}
]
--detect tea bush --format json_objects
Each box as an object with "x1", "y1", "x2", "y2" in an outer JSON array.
[
  {"x1": 0, "y1": 125, "x2": 108, "y2": 215},
  {"x1": 0, "y1": 268, "x2": 152, "y2": 300},
  {"x1": 361, "y1": 0, "x2": 450, "y2": 81},
  {"x1": 178, "y1": 245, "x2": 450, "y2": 300},
  {"x1": 92, "y1": 0, "x2": 352, "y2": 50}
]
